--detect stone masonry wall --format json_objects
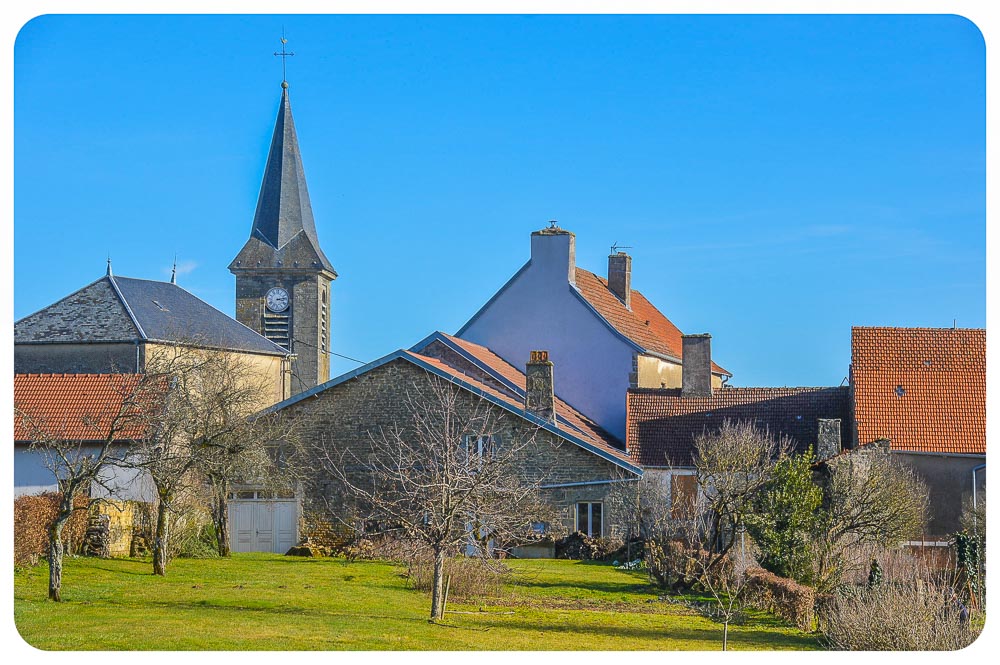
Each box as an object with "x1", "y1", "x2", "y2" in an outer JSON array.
[
  {"x1": 235, "y1": 271, "x2": 331, "y2": 395},
  {"x1": 280, "y1": 357, "x2": 637, "y2": 546}
]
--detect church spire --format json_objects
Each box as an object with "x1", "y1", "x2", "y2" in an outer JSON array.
[{"x1": 232, "y1": 82, "x2": 335, "y2": 275}]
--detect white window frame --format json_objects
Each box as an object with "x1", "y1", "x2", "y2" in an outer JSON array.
[
  {"x1": 576, "y1": 501, "x2": 604, "y2": 537},
  {"x1": 461, "y1": 434, "x2": 495, "y2": 469}
]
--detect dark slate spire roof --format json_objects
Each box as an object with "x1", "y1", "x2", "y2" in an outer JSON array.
[
  {"x1": 16, "y1": 274, "x2": 290, "y2": 357},
  {"x1": 230, "y1": 85, "x2": 336, "y2": 275}
]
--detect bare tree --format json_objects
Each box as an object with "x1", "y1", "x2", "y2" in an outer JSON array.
[
  {"x1": 14, "y1": 374, "x2": 164, "y2": 601},
  {"x1": 312, "y1": 371, "x2": 549, "y2": 621},
  {"x1": 678, "y1": 493, "x2": 758, "y2": 651},
  {"x1": 813, "y1": 448, "x2": 929, "y2": 591},
  {"x1": 640, "y1": 473, "x2": 757, "y2": 650},
  {"x1": 138, "y1": 344, "x2": 290, "y2": 573},
  {"x1": 692, "y1": 420, "x2": 790, "y2": 576}
]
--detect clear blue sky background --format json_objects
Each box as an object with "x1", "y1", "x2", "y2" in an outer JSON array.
[{"x1": 14, "y1": 14, "x2": 985, "y2": 386}]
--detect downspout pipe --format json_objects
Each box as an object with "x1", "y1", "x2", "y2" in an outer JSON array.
[
  {"x1": 971, "y1": 462, "x2": 986, "y2": 536},
  {"x1": 971, "y1": 462, "x2": 986, "y2": 512}
]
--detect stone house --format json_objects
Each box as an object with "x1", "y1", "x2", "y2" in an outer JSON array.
[
  {"x1": 850, "y1": 326, "x2": 986, "y2": 539},
  {"x1": 457, "y1": 223, "x2": 732, "y2": 442},
  {"x1": 264, "y1": 331, "x2": 643, "y2": 550}
]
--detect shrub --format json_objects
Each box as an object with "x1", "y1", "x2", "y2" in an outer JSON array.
[
  {"x1": 14, "y1": 493, "x2": 89, "y2": 568},
  {"x1": 164, "y1": 497, "x2": 217, "y2": 559},
  {"x1": 406, "y1": 553, "x2": 510, "y2": 601},
  {"x1": 818, "y1": 578, "x2": 979, "y2": 650},
  {"x1": 745, "y1": 451, "x2": 821, "y2": 585},
  {"x1": 643, "y1": 539, "x2": 729, "y2": 591},
  {"x1": 744, "y1": 567, "x2": 816, "y2": 631},
  {"x1": 554, "y1": 532, "x2": 624, "y2": 561}
]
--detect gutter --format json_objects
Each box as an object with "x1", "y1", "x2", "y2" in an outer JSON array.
[{"x1": 540, "y1": 478, "x2": 639, "y2": 490}]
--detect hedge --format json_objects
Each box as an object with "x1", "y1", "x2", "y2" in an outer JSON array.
[
  {"x1": 744, "y1": 566, "x2": 816, "y2": 631},
  {"x1": 14, "y1": 493, "x2": 89, "y2": 568}
]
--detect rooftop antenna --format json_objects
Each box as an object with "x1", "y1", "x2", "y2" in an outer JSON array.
[
  {"x1": 610, "y1": 242, "x2": 633, "y2": 254},
  {"x1": 170, "y1": 254, "x2": 177, "y2": 285},
  {"x1": 274, "y1": 29, "x2": 295, "y2": 87},
  {"x1": 953, "y1": 318, "x2": 957, "y2": 329},
  {"x1": 548, "y1": 220, "x2": 559, "y2": 229}
]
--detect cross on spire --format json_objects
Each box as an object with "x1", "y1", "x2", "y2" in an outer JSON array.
[{"x1": 274, "y1": 31, "x2": 295, "y2": 85}]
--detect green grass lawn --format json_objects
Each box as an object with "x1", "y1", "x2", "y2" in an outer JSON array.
[{"x1": 14, "y1": 554, "x2": 820, "y2": 650}]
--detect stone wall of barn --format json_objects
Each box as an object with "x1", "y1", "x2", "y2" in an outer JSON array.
[{"x1": 279, "y1": 357, "x2": 638, "y2": 547}]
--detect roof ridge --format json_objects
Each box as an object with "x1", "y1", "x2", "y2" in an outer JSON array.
[
  {"x1": 106, "y1": 274, "x2": 148, "y2": 340},
  {"x1": 852, "y1": 325, "x2": 985, "y2": 332}
]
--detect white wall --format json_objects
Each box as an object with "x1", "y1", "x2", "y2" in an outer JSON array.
[
  {"x1": 459, "y1": 230, "x2": 636, "y2": 441},
  {"x1": 14, "y1": 443, "x2": 155, "y2": 502}
]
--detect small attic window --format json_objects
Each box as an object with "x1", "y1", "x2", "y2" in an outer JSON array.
[
  {"x1": 796, "y1": 415, "x2": 803, "y2": 420},
  {"x1": 152, "y1": 300, "x2": 169, "y2": 312},
  {"x1": 923, "y1": 360, "x2": 932, "y2": 367},
  {"x1": 895, "y1": 385, "x2": 906, "y2": 397}
]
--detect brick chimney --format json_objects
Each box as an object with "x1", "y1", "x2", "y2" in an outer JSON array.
[
  {"x1": 681, "y1": 334, "x2": 713, "y2": 398},
  {"x1": 530, "y1": 222, "x2": 576, "y2": 286},
  {"x1": 608, "y1": 252, "x2": 632, "y2": 309},
  {"x1": 525, "y1": 350, "x2": 556, "y2": 423},
  {"x1": 816, "y1": 419, "x2": 842, "y2": 461}
]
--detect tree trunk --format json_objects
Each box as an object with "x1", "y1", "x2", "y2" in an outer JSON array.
[
  {"x1": 429, "y1": 547, "x2": 447, "y2": 621},
  {"x1": 47, "y1": 515, "x2": 68, "y2": 602},
  {"x1": 153, "y1": 498, "x2": 170, "y2": 576},
  {"x1": 211, "y1": 479, "x2": 231, "y2": 557},
  {"x1": 722, "y1": 621, "x2": 729, "y2": 651}
]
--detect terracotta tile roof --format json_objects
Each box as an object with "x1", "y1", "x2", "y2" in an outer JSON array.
[
  {"x1": 409, "y1": 333, "x2": 634, "y2": 468},
  {"x1": 626, "y1": 386, "x2": 851, "y2": 467},
  {"x1": 14, "y1": 374, "x2": 157, "y2": 442},
  {"x1": 574, "y1": 268, "x2": 730, "y2": 376},
  {"x1": 852, "y1": 327, "x2": 985, "y2": 455}
]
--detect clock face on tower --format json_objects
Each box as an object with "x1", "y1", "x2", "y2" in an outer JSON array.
[{"x1": 265, "y1": 287, "x2": 289, "y2": 312}]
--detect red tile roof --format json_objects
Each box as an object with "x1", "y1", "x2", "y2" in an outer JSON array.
[
  {"x1": 14, "y1": 374, "x2": 156, "y2": 442},
  {"x1": 410, "y1": 333, "x2": 634, "y2": 468},
  {"x1": 574, "y1": 268, "x2": 730, "y2": 376},
  {"x1": 852, "y1": 327, "x2": 985, "y2": 455},
  {"x1": 626, "y1": 386, "x2": 851, "y2": 467}
]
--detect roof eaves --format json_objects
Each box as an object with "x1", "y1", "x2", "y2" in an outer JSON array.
[
  {"x1": 142, "y1": 338, "x2": 290, "y2": 358},
  {"x1": 455, "y1": 261, "x2": 532, "y2": 337}
]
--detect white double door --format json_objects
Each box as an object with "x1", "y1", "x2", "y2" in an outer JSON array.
[{"x1": 230, "y1": 500, "x2": 298, "y2": 553}]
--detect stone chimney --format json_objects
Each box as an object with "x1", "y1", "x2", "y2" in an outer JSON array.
[
  {"x1": 816, "y1": 419, "x2": 842, "y2": 461},
  {"x1": 608, "y1": 252, "x2": 632, "y2": 309},
  {"x1": 530, "y1": 222, "x2": 576, "y2": 286},
  {"x1": 681, "y1": 334, "x2": 713, "y2": 398},
  {"x1": 525, "y1": 350, "x2": 556, "y2": 423}
]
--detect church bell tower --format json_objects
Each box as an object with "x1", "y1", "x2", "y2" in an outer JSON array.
[{"x1": 229, "y1": 80, "x2": 337, "y2": 396}]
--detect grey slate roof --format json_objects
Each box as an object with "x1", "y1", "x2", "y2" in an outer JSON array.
[
  {"x1": 229, "y1": 85, "x2": 336, "y2": 275},
  {"x1": 16, "y1": 275, "x2": 289, "y2": 357},
  {"x1": 14, "y1": 278, "x2": 140, "y2": 343}
]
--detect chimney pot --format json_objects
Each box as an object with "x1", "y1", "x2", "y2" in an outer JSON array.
[
  {"x1": 681, "y1": 333, "x2": 713, "y2": 398},
  {"x1": 608, "y1": 252, "x2": 632, "y2": 309},
  {"x1": 525, "y1": 350, "x2": 556, "y2": 423}
]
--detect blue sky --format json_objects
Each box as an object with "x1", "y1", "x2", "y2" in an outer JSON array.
[{"x1": 14, "y1": 14, "x2": 986, "y2": 386}]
